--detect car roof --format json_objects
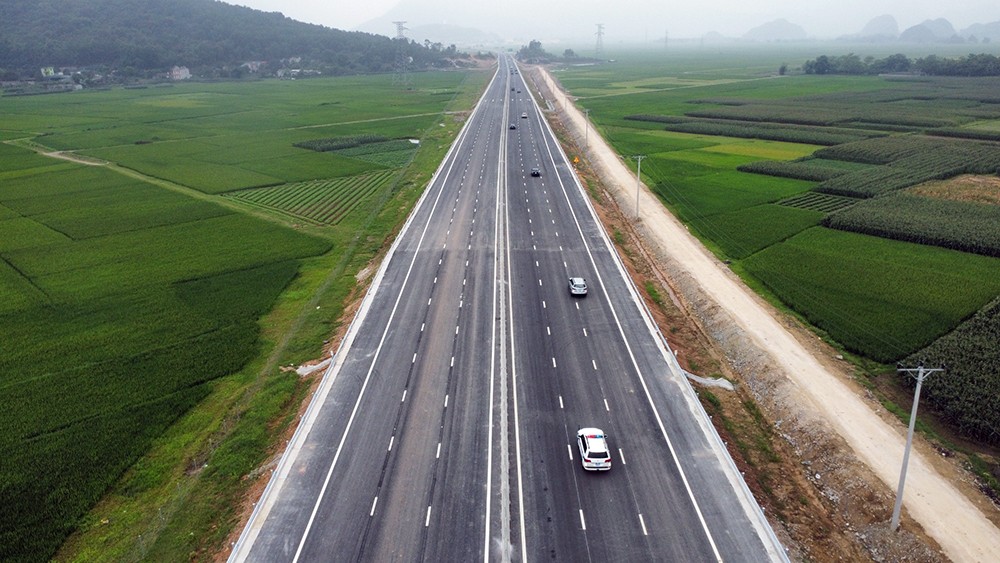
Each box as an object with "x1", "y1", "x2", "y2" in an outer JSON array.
[{"x1": 570, "y1": 277, "x2": 586, "y2": 284}]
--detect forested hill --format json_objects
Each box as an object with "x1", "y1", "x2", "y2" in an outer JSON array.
[{"x1": 0, "y1": 0, "x2": 460, "y2": 75}]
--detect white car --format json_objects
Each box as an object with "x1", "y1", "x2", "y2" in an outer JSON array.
[
  {"x1": 576, "y1": 428, "x2": 611, "y2": 471},
  {"x1": 568, "y1": 277, "x2": 588, "y2": 296}
]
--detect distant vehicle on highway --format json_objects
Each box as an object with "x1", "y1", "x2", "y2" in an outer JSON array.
[
  {"x1": 577, "y1": 428, "x2": 611, "y2": 471},
  {"x1": 530, "y1": 167, "x2": 540, "y2": 177},
  {"x1": 568, "y1": 277, "x2": 588, "y2": 296},
  {"x1": 521, "y1": 112, "x2": 528, "y2": 118},
  {"x1": 509, "y1": 124, "x2": 517, "y2": 130}
]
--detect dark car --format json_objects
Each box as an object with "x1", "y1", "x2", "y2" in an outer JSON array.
[
  {"x1": 509, "y1": 124, "x2": 517, "y2": 130},
  {"x1": 530, "y1": 167, "x2": 540, "y2": 177}
]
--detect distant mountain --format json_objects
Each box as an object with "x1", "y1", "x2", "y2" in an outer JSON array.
[
  {"x1": 961, "y1": 21, "x2": 1000, "y2": 42},
  {"x1": 900, "y1": 18, "x2": 958, "y2": 42},
  {"x1": 742, "y1": 19, "x2": 808, "y2": 42},
  {"x1": 858, "y1": 15, "x2": 899, "y2": 39},
  {"x1": 0, "y1": 0, "x2": 458, "y2": 75}
]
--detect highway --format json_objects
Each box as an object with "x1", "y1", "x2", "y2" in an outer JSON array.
[{"x1": 231, "y1": 54, "x2": 785, "y2": 562}]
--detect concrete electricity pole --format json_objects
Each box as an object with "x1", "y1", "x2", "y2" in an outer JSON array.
[
  {"x1": 583, "y1": 108, "x2": 590, "y2": 148},
  {"x1": 891, "y1": 363, "x2": 945, "y2": 530},
  {"x1": 632, "y1": 155, "x2": 645, "y2": 217}
]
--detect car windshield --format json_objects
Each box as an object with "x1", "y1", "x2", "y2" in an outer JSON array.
[{"x1": 588, "y1": 450, "x2": 608, "y2": 459}]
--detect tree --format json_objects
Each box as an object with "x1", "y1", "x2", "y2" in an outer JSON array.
[{"x1": 564, "y1": 48, "x2": 576, "y2": 58}]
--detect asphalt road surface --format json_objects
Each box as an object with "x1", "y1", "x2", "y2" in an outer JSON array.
[{"x1": 231, "y1": 55, "x2": 786, "y2": 563}]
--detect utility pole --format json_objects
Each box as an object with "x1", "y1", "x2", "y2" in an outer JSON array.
[
  {"x1": 891, "y1": 363, "x2": 945, "y2": 530},
  {"x1": 583, "y1": 108, "x2": 590, "y2": 148},
  {"x1": 633, "y1": 155, "x2": 645, "y2": 217}
]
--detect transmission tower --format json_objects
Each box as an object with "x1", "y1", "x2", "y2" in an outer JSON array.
[
  {"x1": 595, "y1": 24, "x2": 605, "y2": 60},
  {"x1": 392, "y1": 21, "x2": 412, "y2": 88}
]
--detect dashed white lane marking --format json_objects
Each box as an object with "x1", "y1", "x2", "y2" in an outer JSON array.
[
  {"x1": 434, "y1": 276, "x2": 438, "y2": 284},
  {"x1": 579, "y1": 510, "x2": 586, "y2": 530},
  {"x1": 425, "y1": 506, "x2": 432, "y2": 527},
  {"x1": 436, "y1": 442, "x2": 441, "y2": 459},
  {"x1": 639, "y1": 514, "x2": 648, "y2": 536},
  {"x1": 604, "y1": 398, "x2": 610, "y2": 412},
  {"x1": 455, "y1": 325, "x2": 460, "y2": 335},
  {"x1": 388, "y1": 436, "x2": 394, "y2": 451},
  {"x1": 412, "y1": 353, "x2": 417, "y2": 364},
  {"x1": 542, "y1": 301, "x2": 547, "y2": 309},
  {"x1": 428, "y1": 298, "x2": 433, "y2": 306},
  {"x1": 401, "y1": 390, "x2": 407, "y2": 402},
  {"x1": 444, "y1": 394, "x2": 449, "y2": 407},
  {"x1": 420, "y1": 323, "x2": 425, "y2": 332},
  {"x1": 559, "y1": 395, "x2": 564, "y2": 409},
  {"x1": 450, "y1": 356, "x2": 455, "y2": 367},
  {"x1": 583, "y1": 328, "x2": 588, "y2": 337},
  {"x1": 546, "y1": 326, "x2": 551, "y2": 335},
  {"x1": 552, "y1": 357, "x2": 557, "y2": 368},
  {"x1": 575, "y1": 302, "x2": 580, "y2": 310},
  {"x1": 538, "y1": 279, "x2": 542, "y2": 286},
  {"x1": 567, "y1": 444, "x2": 573, "y2": 460},
  {"x1": 370, "y1": 496, "x2": 378, "y2": 517},
  {"x1": 592, "y1": 360, "x2": 598, "y2": 371},
  {"x1": 619, "y1": 448, "x2": 626, "y2": 465}
]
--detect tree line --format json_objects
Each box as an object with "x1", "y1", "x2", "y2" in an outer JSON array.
[
  {"x1": 802, "y1": 53, "x2": 1000, "y2": 76},
  {"x1": 0, "y1": 0, "x2": 463, "y2": 79},
  {"x1": 803, "y1": 52, "x2": 1000, "y2": 76}
]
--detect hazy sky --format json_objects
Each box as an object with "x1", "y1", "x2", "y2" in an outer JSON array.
[{"x1": 228, "y1": 0, "x2": 999, "y2": 40}]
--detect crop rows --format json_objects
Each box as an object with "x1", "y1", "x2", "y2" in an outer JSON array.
[
  {"x1": 625, "y1": 114, "x2": 878, "y2": 145},
  {"x1": 778, "y1": 192, "x2": 860, "y2": 213},
  {"x1": 742, "y1": 228, "x2": 1000, "y2": 362},
  {"x1": 294, "y1": 134, "x2": 389, "y2": 152},
  {"x1": 815, "y1": 142, "x2": 1000, "y2": 198},
  {"x1": 685, "y1": 102, "x2": 960, "y2": 129},
  {"x1": 906, "y1": 296, "x2": 1000, "y2": 445},
  {"x1": 928, "y1": 128, "x2": 1000, "y2": 142},
  {"x1": 813, "y1": 135, "x2": 960, "y2": 164},
  {"x1": 824, "y1": 192, "x2": 1000, "y2": 257},
  {"x1": 228, "y1": 170, "x2": 396, "y2": 225},
  {"x1": 738, "y1": 160, "x2": 849, "y2": 182}
]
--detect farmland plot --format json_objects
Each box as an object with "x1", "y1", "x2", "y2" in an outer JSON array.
[
  {"x1": 0, "y1": 155, "x2": 329, "y2": 561},
  {"x1": 226, "y1": 170, "x2": 398, "y2": 225}
]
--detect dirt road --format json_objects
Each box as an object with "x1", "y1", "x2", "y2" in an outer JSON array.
[{"x1": 532, "y1": 66, "x2": 1000, "y2": 562}]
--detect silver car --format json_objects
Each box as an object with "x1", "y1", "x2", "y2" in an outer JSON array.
[{"x1": 568, "y1": 277, "x2": 588, "y2": 296}]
